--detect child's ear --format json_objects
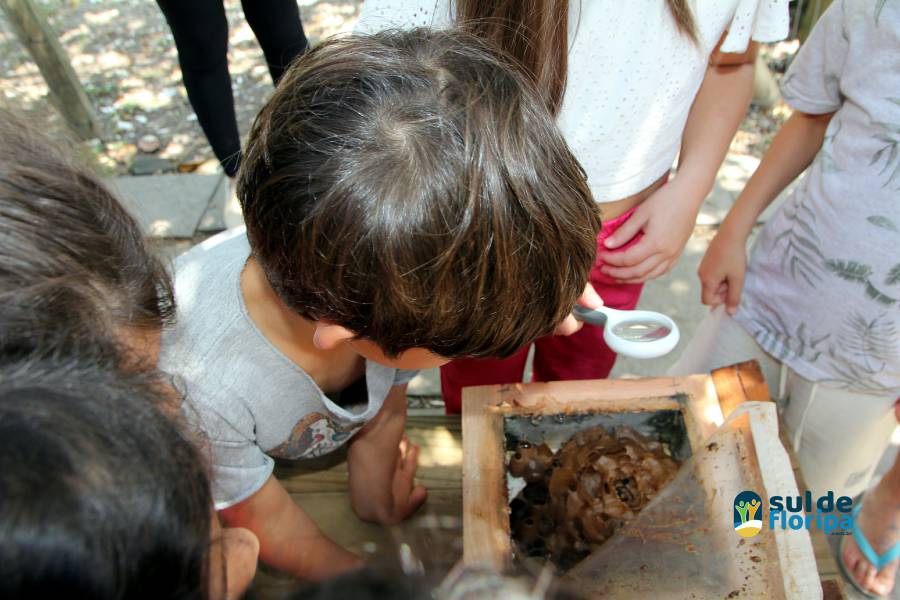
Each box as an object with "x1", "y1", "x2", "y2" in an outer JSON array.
[{"x1": 312, "y1": 322, "x2": 356, "y2": 350}]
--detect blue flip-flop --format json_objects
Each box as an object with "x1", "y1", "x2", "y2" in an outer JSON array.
[{"x1": 838, "y1": 501, "x2": 900, "y2": 598}]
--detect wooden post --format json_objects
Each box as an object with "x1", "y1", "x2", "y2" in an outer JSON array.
[{"x1": 0, "y1": 0, "x2": 99, "y2": 140}]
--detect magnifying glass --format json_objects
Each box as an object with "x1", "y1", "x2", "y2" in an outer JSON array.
[{"x1": 572, "y1": 305, "x2": 680, "y2": 359}]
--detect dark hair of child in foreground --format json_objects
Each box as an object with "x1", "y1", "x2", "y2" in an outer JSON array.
[
  {"x1": 0, "y1": 110, "x2": 260, "y2": 599},
  {"x1": 0, "y1": 356, "x2": 212, "y2": 600}
]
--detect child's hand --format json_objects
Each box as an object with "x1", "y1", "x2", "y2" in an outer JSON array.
[
  {"x1": 599, "y1": 178, "x2": 702, "y2": 283},
  {"x1": 554, "y1": 283, "x2": 603, "y2": 336},
  {"x1": 698, "y1": 228, "x2": 747, "y2": 315},
  {"x1": 349, "y1": 387, "x2": 426, "y2": 525},
  {"x1": 387, "y1": 435, "x2": 428, "y2": 524}
]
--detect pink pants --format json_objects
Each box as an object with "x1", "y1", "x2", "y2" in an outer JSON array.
[{"x1": 440, "y1": 207, "x2": 645, "y2": 414}]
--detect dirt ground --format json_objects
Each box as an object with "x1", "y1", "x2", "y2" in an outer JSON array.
[{"x1": 0, "y1": 0, "x2": 796, "y2": 174}]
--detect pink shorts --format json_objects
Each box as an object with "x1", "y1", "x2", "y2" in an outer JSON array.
[{"x1": 440, "y1": 207, "x2": 646, "y2": 414}]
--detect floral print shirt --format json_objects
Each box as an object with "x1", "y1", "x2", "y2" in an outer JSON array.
[{"x1": 736, "y1": 0, "x2": 900, "y2": 394}]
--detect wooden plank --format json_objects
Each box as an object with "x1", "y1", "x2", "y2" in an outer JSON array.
[
  {"x1": 779, "y1": 428, "x2": 847, "y2": 599},
  {"x1": 712, "y1": 362, "x2": 845, "y2": 599},
  {"x1": 745, "y1": 403, "x2": 823, "y2": 598},
  {"x1": 676, "y1": 375, "x2": 726, "y2": 449},
  {"x1": 489, "y1": 375, "x2": 723, "y2": 451},
  {"x1": 494, "y1": 375, "x2": 715, "y2": 409},
  {"x1": 266, "y1": 370, "x2": 842, "y2": 596},
  {"x1": 0, "y1": 0, "x2": 99, "y2": 139},
  {"x1": 712, "y1": 360, "x2": 771, "y2": 418},
  {"x1": 821, "y1": 579, "x2": 844, "y2": 600},
  {"x1": 461, "y1": 385, "x2": 510, "y2": 570}
]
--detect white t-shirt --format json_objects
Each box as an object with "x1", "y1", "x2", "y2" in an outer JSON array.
[{"x1": 355, "y1": 0, "x2": 789, "y2": 201}]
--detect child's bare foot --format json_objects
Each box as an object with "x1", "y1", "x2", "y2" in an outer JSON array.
[{"x1": 841, "y1": 472, "x2": 900, "y2": 596}]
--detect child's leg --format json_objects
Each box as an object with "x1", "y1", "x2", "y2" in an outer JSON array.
[
  {"x1": 674, "y1": 308, "x2": 897, "y2": 494},
  {"x1": 780, "y1": 374, "x2": 897, "y2": 498},
  {"x1": 532, "y1": 208, "x2": 644, "y2": 382},
  {"x1": 439, "y1": 347, "x2": 530, "y2": 414},
  {"x1": 241, "y1": 0, "x2": 308, "y2": 85}
]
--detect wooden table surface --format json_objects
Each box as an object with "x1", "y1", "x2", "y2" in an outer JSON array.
[{"x1": 253, "y1": 407, "x2": 845, "y2": 599}]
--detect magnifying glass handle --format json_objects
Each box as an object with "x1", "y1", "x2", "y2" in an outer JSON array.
[{"x1": 572, "y1": 305, "x2": 608, "y2": 327}]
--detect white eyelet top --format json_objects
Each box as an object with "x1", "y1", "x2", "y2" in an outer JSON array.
[{"x1": 355, "y1": 0, "x2": 789, "y2": 202}]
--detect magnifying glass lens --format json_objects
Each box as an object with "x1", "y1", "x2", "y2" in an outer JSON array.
[{"x1": 612, "y1": 320, "x2": 672, "y2": 342}]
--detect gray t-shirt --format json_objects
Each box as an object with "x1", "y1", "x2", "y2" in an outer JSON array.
[
  {"x1": 160, "y1": 228, "x2": 417, "y2": 509},
  {"x1": 736, "y1": 0, "x2": 900, "y2": 395}
]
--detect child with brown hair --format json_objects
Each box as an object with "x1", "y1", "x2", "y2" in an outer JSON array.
[
  {"x1": 160, "y1": 28, "x2": 602, "y2": 580},
  {"x1": 0, "y1": 110, "x2": 260, "y2": 599},
  {"x1": 0, "y1": 109, "x2": 175, "y2": 373},
  {"x1": 356, "y1": 0, "x2": 790, "y2": 413}
]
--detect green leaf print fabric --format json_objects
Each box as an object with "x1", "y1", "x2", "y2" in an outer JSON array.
[{"x1": 735, "y1": 0, "x2": 900, "y2": 394}]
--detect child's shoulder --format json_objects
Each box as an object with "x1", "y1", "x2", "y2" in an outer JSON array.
[
  {"x1": 171, "y1": 228, "x2": 248, "y2": 319},
  {"x1": 822, "y1": 0, "x2": 899, "y2": 44},
  {"x1": 174, "y1": 227, "x2": 250, "y2": 279},
  {"x1": 161, "y1": 229, "x2": 252, "y2": 374}
]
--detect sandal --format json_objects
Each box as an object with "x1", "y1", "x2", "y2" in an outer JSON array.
[{"x1": 839, "y1": 501, "x2": 900, "y2": 598}]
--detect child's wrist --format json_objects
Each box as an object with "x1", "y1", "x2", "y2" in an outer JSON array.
[
  {"x1": 717, "y1": 217, "x2": 752, "y2": 246},
  {"x1": 673, "y1": 162, "x2": 718, "y2": 207}
]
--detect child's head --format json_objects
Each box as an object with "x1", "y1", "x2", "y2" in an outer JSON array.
[
  {"x1": 239, "y1": 29, "x2": 602, "y2": 367},
  {"x1": 0, "y1": 356, "x2": 234, "y2": 599},
  {"x1": 0, "y1": 110, "x2": 174, "y2": 370},
  {"x1": 0, "y1": 356, "x2": 259, "y2": 599}
]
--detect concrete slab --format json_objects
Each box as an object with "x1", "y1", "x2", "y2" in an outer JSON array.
[
  {"x1": 197, "y1": 174, "x2": 229, "y2": 234},
  {"x1": 109, "y1": 174, "x2": 220, "y2": 238}
]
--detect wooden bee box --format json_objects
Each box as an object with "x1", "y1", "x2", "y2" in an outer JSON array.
[
  {"x1": 462, "y1": 372, "x2": 724, "y2": 569},
  {"x1": 461, "y1": 362, "x2": 825, "y2": 599}
]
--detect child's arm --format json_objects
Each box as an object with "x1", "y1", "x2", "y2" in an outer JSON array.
[
  {"x1": 699, "y1": 109, "x2": 835, "y2": 312},
  {"x1": 600, "y1": 39, "x2": 758, "y2": 283},
  {"x1": 347, "y1": 384, "x2": 428, "y2": 524},
  {"x1": 219, "y1": 475, "x2": 361, "y2": 580}
]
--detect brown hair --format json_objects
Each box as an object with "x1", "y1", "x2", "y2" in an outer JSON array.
[
  {"x1": 0, "y1": 110, "x2": 175, "y2": 361},
  {"x1": 456, "y1": 0, "x2": 698, "y2": 115},
  {"x1": 239, "y1": 28, "x2": 602, "y2": 359}
]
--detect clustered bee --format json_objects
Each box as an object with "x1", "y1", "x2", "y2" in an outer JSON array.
[{"x1": 508, "y1": 426, "x2": 680, "y2": 571}]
